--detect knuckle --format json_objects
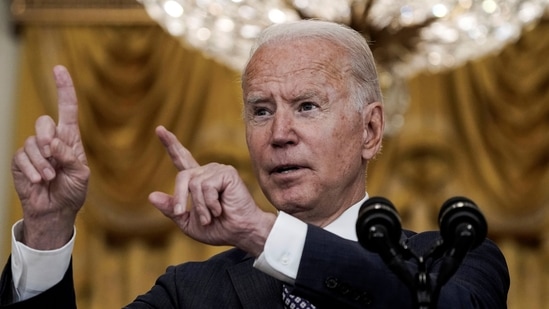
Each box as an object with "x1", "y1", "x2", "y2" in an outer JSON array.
[
  {"x1": 24, "y1": 136, "x2": 36, "y2": 148},
  {"x1": 12, "y1": 150, "x2": 25, "y2": 165},
  {"x1": 188, "y1": 179, "x2": 201, "y2": 192}
]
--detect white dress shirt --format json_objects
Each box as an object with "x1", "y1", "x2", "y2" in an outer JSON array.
[
  {"x1": 10, "y1": 194, "x2": 367, "y2": 302},
  {"x1": 10, "y1": 219, "x2": 75, "y2": 301},
  {"x1": 253, "y1": 194, "x2": 367, "y2": 283}
]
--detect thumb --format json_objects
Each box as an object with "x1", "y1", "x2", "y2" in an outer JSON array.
[{"x1": 149, "y1": 191, "x2": 183, "y2": 218}]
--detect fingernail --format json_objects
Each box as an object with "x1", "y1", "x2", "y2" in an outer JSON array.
[
  {"x1": 43, "y1": 168, "x2": 55, "y2": 180},
  {"x1": 200, "y1": 215, "x2": 209, "y2": 225},
  {"x1": 43, "y1": 145, "x2": 51, "y2": 157},
  {"x1": 174, "y1": 203, "x2": 184, "y2": 215}
]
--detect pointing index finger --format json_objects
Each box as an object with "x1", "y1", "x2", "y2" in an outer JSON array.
[
  {"x1": 53, "y1": 65, "x2": 79, "y2": 128},
  {"x1": 156, "y1": 126, "x2": 199, "y2": 171}
]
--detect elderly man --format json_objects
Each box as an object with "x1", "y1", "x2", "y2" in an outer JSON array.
[{"x1": 1, "y1": 20, "x2": 508, "y2": 308}]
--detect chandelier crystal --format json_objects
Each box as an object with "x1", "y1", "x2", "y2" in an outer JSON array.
[
  {"x1": 138, "y1": 0, "x2": 548, "y2": 75},
  {"x1": 137, "y1": 0, "x2": 549, "y2": 134}
]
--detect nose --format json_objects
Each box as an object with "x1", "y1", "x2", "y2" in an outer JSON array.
[{"x1": 270, "y1": 110, "x2": 297, "y2": 148}]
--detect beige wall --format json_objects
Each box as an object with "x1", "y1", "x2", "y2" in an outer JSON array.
[{"x1": 0, "y1": 1, "x2": 19, "y2": 260}]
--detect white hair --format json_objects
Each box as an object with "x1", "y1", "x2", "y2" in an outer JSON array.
[{"x1": 243, "y1": 19, "x2": 383, "y2": 109}]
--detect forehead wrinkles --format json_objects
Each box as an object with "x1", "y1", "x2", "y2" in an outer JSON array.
[
  {"x1": 244, "y1": 52, "x2": 350, "y2": 101},
  {"x1": 244, "y1": 38, "x2": 350, "y2": 86}
]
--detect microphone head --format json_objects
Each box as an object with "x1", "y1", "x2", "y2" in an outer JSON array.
[
  {"x1": 356, "y1": 196, "x2": 402, "y2": 252},
  {"x1": 438, "y1": 196, "x2": 488, "y2": 249}
]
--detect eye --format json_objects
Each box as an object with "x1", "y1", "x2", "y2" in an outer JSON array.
[
  {"x1": 255, "y1": 108, "x2": 270, "y2": 116},
  {"x1": 252, "y1": 106, "x2": 272, "y2": 117},
  {"x1": 298, "y1": 102, "x2": 318, "y2": 112}
]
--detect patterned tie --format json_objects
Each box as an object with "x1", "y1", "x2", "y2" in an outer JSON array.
[{"x1": 282, "y1": 285, "x2": 316, "y2": 309}]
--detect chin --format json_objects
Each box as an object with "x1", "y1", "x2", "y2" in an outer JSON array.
[
  {"x1": 271, "y1": 196, "x2": 313, "y2": 213},
  {"x1": 264, "y1": 183, "x2": 316, "y2": 208}
]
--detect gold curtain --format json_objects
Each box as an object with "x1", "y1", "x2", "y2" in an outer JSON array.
[{"x1": 6, "y1": 19, "x2": 549, "y2": 309}]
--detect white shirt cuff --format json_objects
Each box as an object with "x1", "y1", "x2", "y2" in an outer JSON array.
[
  {"x1": 253, "y1": 211, "x2": 307, "y2": 284},
  {"x1": 11, "y1": 219, "x2": 75, "y2": 301}
]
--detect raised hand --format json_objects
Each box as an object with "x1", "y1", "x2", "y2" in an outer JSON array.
[
  {"x1": 11, "y1": 65, "x2": 90, "y2": 250},
  {"x1": 149, "y1": 126, "x2": 276, "y2": 256}
]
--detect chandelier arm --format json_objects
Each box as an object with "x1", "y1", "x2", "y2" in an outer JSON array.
[
  {"x1": 283, "y1": 0, "x2": 313, "y2": 20},
  {"x1": 370, "y1": 17, "x2": 438, "y2": 68},
  {"x1": 349, "y1": 0, "x2": 376, "y2": 37}
]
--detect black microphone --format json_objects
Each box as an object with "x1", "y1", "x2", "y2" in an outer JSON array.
[
  {"x1": 356, "y1": 197, "x2": 414, "y2": 287},
  {"x1": 356, "y1": 197, "x2": 402, "y2": 252},
  {"x1": 436, "y1": 196, "x2": 488, "y2": 286}
]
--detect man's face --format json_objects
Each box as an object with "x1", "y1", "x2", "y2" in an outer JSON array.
[{"x1": 242, "y1": 38, "x2": 379, "y2": 225}]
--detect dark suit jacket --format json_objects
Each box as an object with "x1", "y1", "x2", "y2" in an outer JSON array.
[{"x1": 0, "y1": 226, "x2": 509, "y2": 308}]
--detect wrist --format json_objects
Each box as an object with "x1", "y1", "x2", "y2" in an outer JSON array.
[
  {"x1": 22, "y1": 212, "x2": 75, "y2": 250},
  {"x1": 238, "y1": 212, "x2": 277, "y2": 257}
]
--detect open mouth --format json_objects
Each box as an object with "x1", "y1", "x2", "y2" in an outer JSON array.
[{"x1": 272, "y1": 165, "x2": 301, "y2": 174}]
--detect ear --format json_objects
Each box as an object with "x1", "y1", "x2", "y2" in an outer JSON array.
[{"x1": 362, "y1": 101, "x2": 384, "y2": 160}]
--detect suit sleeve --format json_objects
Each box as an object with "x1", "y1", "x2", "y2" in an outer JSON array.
[
  {"x1": 0, "y1": 256, "x2": 77, "y2": 309},
  {"x1": 291, "y1": 226, "x2": 509, "y2": 309},
  {"x1": 432, "y1": 237, "x2": 509, "y2": 309}
]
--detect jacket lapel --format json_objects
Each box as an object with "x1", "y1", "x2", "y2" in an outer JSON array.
[{"x1": 227, "y1": 257, "x2": 284, "y2": 309}]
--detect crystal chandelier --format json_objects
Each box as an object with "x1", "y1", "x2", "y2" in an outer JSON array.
[{"x1": 137, "y1": 0, "x2": 549, "y2": 134}]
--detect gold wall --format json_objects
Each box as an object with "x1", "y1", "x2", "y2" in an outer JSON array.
[{"x1": 5, "y1": 1, "x2": 549, "y2": 308}]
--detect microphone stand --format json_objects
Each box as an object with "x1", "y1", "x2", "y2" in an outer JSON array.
[
  {"x1": 391, "y1": 239, "x2": 450, "y2": 309},
  {"x1": 358, "y1": 196, "x2": 486, "y2": 309}
]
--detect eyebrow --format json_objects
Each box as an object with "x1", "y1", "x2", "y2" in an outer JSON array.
[
  {"x1": 245, "y1": 89, "x2": 322, "y2": 106},
  {"x1": 245, "y1": 95, "x2": 270, "y2": 106},
  {"x1": 291, "y1": 90, "x2": 319, "y2": 104}
]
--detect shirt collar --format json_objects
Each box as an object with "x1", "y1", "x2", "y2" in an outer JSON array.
[{"x1": 323, "y1": 193, "x2": 369, "y2": 241}]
